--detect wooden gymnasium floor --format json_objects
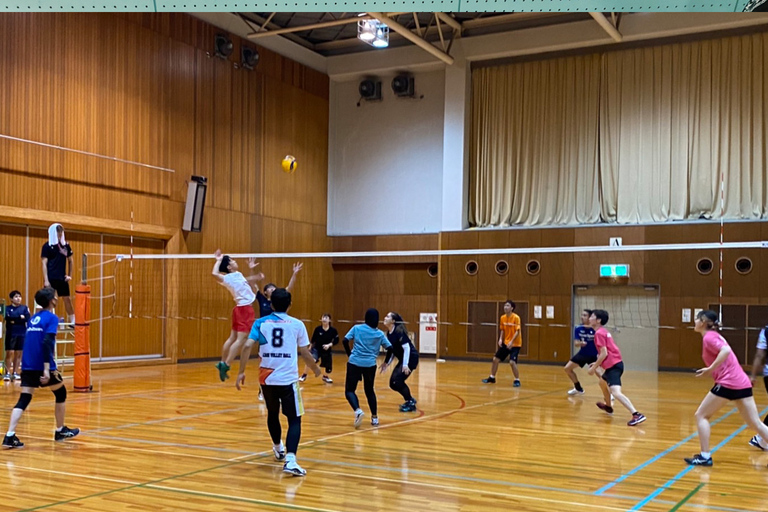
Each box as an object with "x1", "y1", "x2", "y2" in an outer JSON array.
[{"x1": 0, "y1": 360, "x2": 767, "y2": 512}]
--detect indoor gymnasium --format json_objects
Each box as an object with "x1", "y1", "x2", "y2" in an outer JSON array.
[{"x1": 2, "y1": 5, "x2": 768, "y2": 512}]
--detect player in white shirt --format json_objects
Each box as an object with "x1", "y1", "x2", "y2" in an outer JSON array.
[
  {"x1": 212, "y1": 249, "x2": 261, "y2": 382},
  {"x1": 236, "y1": 288, "x2": 321, "y2": 476},
  {"x1": 748, "y1": 325, "x2": 768, "y2": 450}
]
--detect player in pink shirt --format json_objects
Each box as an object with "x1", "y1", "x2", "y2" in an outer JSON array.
[
  {"x1": 684, "y1": 310, "x2": 768, "y2": 466},
  {"x1": 586, "y1": 309, "x2": 646, "y2": 426}
]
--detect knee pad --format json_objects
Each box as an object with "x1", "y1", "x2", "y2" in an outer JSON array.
[
  {"x1": 14, "y1": 393, "x2": 32, "y2": 411},
  {"x1": 53, "y1": 385, "x2": 67, "y2": 403}
]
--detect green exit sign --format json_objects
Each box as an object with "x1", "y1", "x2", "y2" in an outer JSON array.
[{"x1": 600, "y1": 264, "x2": 629, "y2": 277}]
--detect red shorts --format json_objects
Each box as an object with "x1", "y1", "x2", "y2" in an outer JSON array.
[{"x1": 232, "y1": 305, "x2": 256, "y2": 333}]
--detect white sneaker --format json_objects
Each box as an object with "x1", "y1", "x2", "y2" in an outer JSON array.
[
  {"x1": 2, "y1": 374, "x2": 9, "y2": 382},
  {"x1": 354, "y1": 409, "x2": 364, "y2": 429},
  {"x1": 322, "y1": 375, "x2": 333, "y2": 384},
  {"x1": 298, "y1": 374, "x2": 307, "y2": 383},
  {"x1": 283, "y1": 459, "x2": 307, "y2": 476},
  {"x1": 273, "y1": 444, "x2": 286, "y2": 461},
  {"x1": 611, "y1": 395, "x2": 615, "y2": 402},
  {"x1": 567, "y1": 388, "x2": 585, "y2": 396},
  {"x1": 371, "y1": 417, "x2": 379, "y2": 427}
]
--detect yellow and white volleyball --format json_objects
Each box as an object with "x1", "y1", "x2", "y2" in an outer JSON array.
[{"x1": 281, "y1": 155, "x2": 297, "y2": 174}]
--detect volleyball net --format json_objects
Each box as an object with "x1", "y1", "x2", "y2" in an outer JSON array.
[{"x1": 78, "y1": 239, "x2": 768, "y2": 368}]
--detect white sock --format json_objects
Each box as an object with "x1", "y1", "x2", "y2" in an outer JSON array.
[
  {"x1": 757, "y1": 436, "x2": 768, "y2": 450},
  {"x1": 355, "y1": 408, "x2": 363, "y2": 415},
  {"x1": 285, "y1": 453, "x2": 296, "y2": 463},
  {"x1": 489, "y1": 375, "x2": 495, "y2": 379},
  {"x1": 6, "y1": 431, "x2": 14, "y2": 437},
  {"x1": 700, "y1": 451, "x2": 711, "y2": 459},
  {"x1": 274, "y1": 441, "x2": 284, "y2": 451},
  {"x1": 56, "y1": 427, "x2": 63, "y2": 432},
  {"x1": 68, "y1": 314, "x2": 75, "y2": 323}
]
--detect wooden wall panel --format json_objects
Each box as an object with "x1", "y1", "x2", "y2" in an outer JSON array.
[
  {"x1": 422, "y1": 223, "x2": 768, "y2": 366},
  {"x1": 0, "y1": 12, "x2": 331, "y2": 363},
  {"x1": 0, "y1": 224, "x2": 30, "y2": 323}
]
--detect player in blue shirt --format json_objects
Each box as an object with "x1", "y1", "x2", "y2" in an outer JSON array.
[
  {"x1": 4, "y1": 290, "x2": 30, "y2": 382},
  {"x1": 343, "y1": 308, "x2": 392, "y2": 429},
  {"x1": 2, "y1": 288, "x2": 80, "y2": 449},
  {"x1": 563, "y1": 309, "x2": 597, "y2": 396}
]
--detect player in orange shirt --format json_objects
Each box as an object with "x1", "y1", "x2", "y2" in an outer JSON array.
[{"x1": 482, "y1": 300, "x2": 522, "y2": 387}]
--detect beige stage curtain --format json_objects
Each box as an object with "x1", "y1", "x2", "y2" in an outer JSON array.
[
  {"x1": 470, "y1": 33, "x2": 768, "y2": 227},
  {"x1": 469, "y1": 55, "x2": 602, "y2": 227}
]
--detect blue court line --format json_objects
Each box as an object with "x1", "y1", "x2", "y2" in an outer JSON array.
[
  {"x1": 297, "y1": 456, "x2": 760, "y2": 512},
  {"x1": 629, "y1": 405, "x2": 768, "y2": 511},
  {"x1": 595, "y1": 408, "x2": 738, "y2": 495}
]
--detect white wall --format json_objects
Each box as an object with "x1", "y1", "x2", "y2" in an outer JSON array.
[{"x1": 328, "y1": 70, "x2": 446, "y2": 235}]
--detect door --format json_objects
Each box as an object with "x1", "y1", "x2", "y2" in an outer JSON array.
[{"x1": 573, "y1": 285, "x2": 660, "y2": 372}]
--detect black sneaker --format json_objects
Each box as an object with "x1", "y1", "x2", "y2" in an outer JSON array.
[
  {"x1": 684, "y1": 453, "x2": 713, "y2": 466},
  {"x1": 399, "y1": 402, "x2": 417, "y2": 412},
  {"x1": 54, "y1": 426, "x2": 80, "y2": 441},
  {"x1": 482, "y1": 377, "x2": 496, "y2": 384},
  {"x1": 2, "y1": 435, "x2": 23, "y2": 449}
]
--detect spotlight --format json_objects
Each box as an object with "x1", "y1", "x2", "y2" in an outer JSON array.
[
  {"x1": 392, "y1": 74, "x2": 415, "y2": 97},
  {"x1": 357, "y1": 19, "x2": 389, "y2": 48},
  {"x1": 214, "y1": 34, "x2": 233, "y2": 59},
  {"x1": 241, "y1": 46, "x2": 259, "y2": 70},
  {"x1": 359, "y1": 79, "x2": 382, "y2": 101}
]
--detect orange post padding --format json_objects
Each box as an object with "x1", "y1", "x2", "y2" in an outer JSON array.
[{"x1": 74, "y1": 284, "x2": 91, "y2": 392}]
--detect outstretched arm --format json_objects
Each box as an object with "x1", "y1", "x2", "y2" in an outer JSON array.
[
  {"x1": 286, "y1": 262, "x2": 303, "y2": 292},
  {"x1": 212, "y1": 249, "x2": 225, "y2": 283},
  {"x1": 245, "y1": 258, "x2": 264, "y2": 286}
]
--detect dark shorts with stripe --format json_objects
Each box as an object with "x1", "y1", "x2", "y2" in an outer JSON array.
[{"x1": 261, "y1": 382, "x2": 304, "y2": 418}]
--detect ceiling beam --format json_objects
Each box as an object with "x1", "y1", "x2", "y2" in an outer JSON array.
[
  {"x1": 248, "y1": 16, "x2": 368, "y2": 39},
  {"x1": 315, "y1": 23, "x2": 448, "y2": 51},
  {"x1": 367, "y1": 12, "x2": 454, "y2": 65},
  {"x1": 589, "y1": 12, "x2": 623, "y2": 42},
  {"x1": 435, "y1": 12, "x2": 461, "y2": 34},
  {"x1": 240, "y1": 13, "x2": 314, "y2": 49}
]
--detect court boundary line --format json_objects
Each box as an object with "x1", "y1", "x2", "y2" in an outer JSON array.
[
  {"x1": 595, "y1": 407, "x2": 739, "y2": 494},
  {"x1": 630, "y1": 405, "x2": 768, "y2": 511}
]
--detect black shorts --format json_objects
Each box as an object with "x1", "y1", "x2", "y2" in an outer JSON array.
[
  {"x1": 570, "y1": 352, "x2": 597, "y2": 368},
  {"x1": 20, "y1": 370, "x2": 64, "y2": 388},
  {"x1": 49, "y1": 278, "x2": 70, "y2": 297},
  {"x1": 310, "y1": 346, "x2": 333, "y2": 373},
  {"x1": 495, "y1": 345, "x2": 521, "y2": 363},
  {"x1": 261, "y1": 382, "x2": 304, "y2": 418},
  {"x1": 5, "y1": 335, "x2": 25, "y2": 351},
  {"x1": 602, "y1": 362, "x2": 624, "y2": 387},
  {"x1": 710, "y1": 384, "x2": 753, "y2": 401}
]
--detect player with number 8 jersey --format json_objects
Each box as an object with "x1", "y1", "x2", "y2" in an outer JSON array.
[
  {"x1": 253, "y1": 313, "x2": 309, "y2": 386},
  {"x1": 237, "y1": 288, "x2": 320, "y2": 477}
]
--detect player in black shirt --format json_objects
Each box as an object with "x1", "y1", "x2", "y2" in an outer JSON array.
[
  {"x1": 381, "y1": 312, "x2": 419, "y2": 412},
  {"x1": 41, "y1": 224, "x2": 75, "y2": 324},
  {"x1": 300, "y1": 314, "x2": 339, "y2": 384},
  {"x1": 251, "y1": 263, "x2": 303, "y2": 318}
]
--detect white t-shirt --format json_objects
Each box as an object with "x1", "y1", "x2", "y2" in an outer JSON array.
[
  {"x1": 220, "y1": 272, "x2": 256, "y2": 306},
  {"x1": 250, "y1": 312, "x2": 309, "y2": 386},
  {"x1": 757, "y1": 329, "x2": 768, "y2": 377}
]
